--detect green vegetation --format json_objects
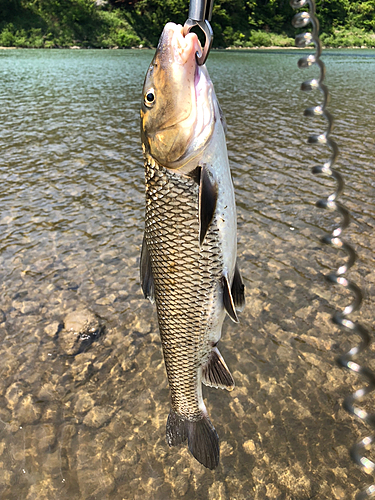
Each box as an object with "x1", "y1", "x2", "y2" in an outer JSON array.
[{"x1": 0, "y1": 0, "x2": 374, "y2": 48}]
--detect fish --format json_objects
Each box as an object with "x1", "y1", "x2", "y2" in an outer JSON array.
[{"x1": 140, "y1": 22, "x2": 245, "y2": 470}]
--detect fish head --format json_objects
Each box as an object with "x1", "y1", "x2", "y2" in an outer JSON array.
[{"x1": 141, "y1": 23, "x2": 216, "y2": 170}]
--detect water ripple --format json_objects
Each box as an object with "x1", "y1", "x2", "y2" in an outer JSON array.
[{"x1": 0, "y1": 48, "x2": 373, "y2": 499}]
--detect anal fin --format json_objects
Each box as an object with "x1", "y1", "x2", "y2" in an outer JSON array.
[
  {"x1": 140, "y1": 235, "x2": 154, "y2": 303},
  {"x1": 232, "y1": 262, "x2": 245, "y2": 312},
  {"x1": 202, "y1": 347, "x2": 235, "y2": 391},
  {"x1": 222, "y1": 273, "x2": 239, "y2": 323}
]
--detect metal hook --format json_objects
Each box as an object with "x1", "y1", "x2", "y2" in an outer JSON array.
[{"x1": 183, "y1": 0, "x2": 214, "y2": 65}]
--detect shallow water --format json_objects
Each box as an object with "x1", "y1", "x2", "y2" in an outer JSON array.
[{"x1": 0, "y1": 47, "x2": 374, "y2": 499}]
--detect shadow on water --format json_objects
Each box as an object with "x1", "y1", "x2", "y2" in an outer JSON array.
[{"x1": 0, "y1": 48, "x2": 374, "y2": 499}]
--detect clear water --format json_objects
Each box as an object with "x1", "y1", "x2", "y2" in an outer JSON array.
[{"x1": 0, "y1": 47, "x2": 374, "y2": 499}]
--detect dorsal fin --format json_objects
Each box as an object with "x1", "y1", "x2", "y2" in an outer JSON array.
[
  {"x1": 222, "y1": 273, "x2": 239, "y2": 323},
  {"x1": 232, "y1": 263, "x2": 245, "y2": 312},
  {"x1": 199, "y1": 164, "x2": 218, "y2": 246},
  {"x1": 202, "y1": 347, "x2": 235, "y2": 391},
  {"x1": 140, "y1": 235, "x2": 154, "y2": 303}
]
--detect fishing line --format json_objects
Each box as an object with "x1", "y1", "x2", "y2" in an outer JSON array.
[{"x1": 290, "y1": 1, "x2": 375, "y2": 498}]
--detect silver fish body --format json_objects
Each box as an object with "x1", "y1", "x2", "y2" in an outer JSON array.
[{"x1": 140, "y1": 23, "x2": 244, "y2": 469}]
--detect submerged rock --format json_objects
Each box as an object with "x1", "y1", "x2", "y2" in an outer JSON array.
[
  {"x1": 58, "y1": 309, "x2": 103, "y2": 356},
  {"x1": 15, "y1": 394, "x2": 42, "y2": 425}
]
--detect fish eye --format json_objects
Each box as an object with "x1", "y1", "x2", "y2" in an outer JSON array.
[{"x1": 144, "y1": 88, "x2": 155, "y2": 107}]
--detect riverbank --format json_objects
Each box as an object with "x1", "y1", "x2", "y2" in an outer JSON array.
[
  {"x1": 1, "y1": 44, "x2": 374, "y2": 51},
  {"x1": 1, "y1": 31, "x2": 374, "y2": 50},
  {"x1": 1, "y1": 1, "x2": 375, "y2": 50}
]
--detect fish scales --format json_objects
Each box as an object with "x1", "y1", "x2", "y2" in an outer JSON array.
[{"x1": 145, "y1": 159, "x2": 223, "y2": 420}]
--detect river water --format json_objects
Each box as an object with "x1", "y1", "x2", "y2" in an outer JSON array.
[{"x1": 0, "y1": 47, "x2": 374, "y2": 499}]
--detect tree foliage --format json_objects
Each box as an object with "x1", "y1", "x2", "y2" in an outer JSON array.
[{"x1": 0, "y1": 0, "x2": 374, "y2": 48}]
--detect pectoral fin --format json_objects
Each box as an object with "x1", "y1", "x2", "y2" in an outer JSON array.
[
  {"x1": 199, "y1": 164, "x2": 218, "y2": 246},
  {"x1": 222, "y1": 273, "x2": 239, "y2": 323},
  {"x1": 140, "y1": 235, "x2": 154, "y2": 303},
  {"x1": 232, "y1": 263, "x2": 245, "y2": 312}
]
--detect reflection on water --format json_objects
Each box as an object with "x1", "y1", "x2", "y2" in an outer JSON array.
[{"x1": 0, "y1": 48, "x2": 374, "y2": 499}]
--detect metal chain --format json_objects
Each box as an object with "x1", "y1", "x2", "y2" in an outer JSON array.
[{"x1": 290, "y1": 1, "x2": 375, "y2": 498}]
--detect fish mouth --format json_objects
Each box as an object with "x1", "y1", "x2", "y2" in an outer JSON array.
[{"x1": 164, "y1": 22, "x2": 202, "y2": 65}]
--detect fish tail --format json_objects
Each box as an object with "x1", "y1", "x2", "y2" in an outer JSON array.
[
  {"x1": 166, "y1": 410, "x2": 188, "y2": 446},
  {"x1": 186, "y1": 415, "x2": 220, "y2": 470},
  {"x1": 166, "y1": 410, "x2": 220, "y2": 470}
]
